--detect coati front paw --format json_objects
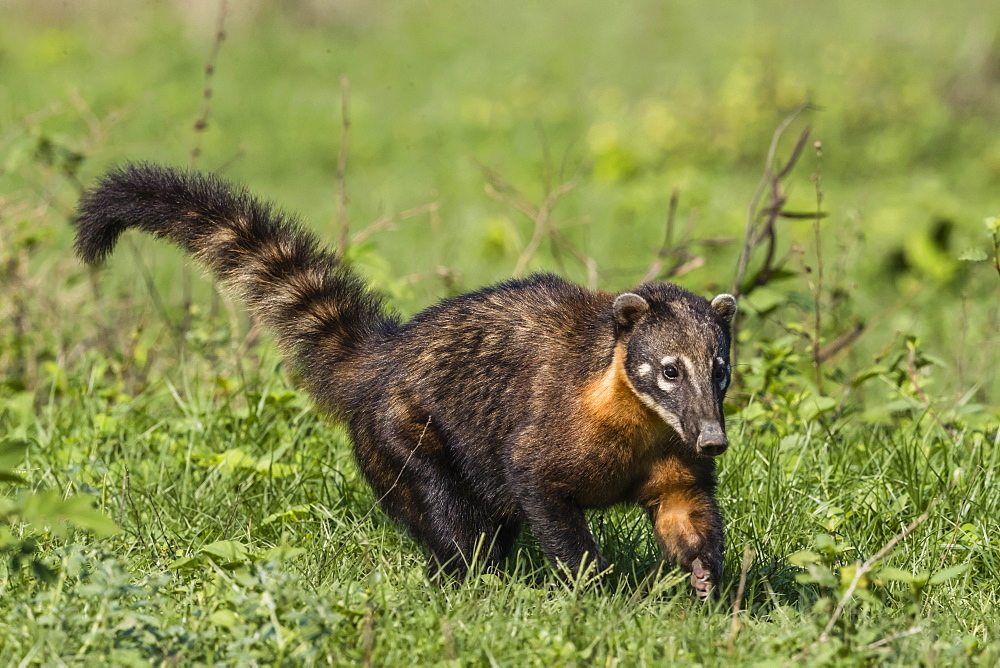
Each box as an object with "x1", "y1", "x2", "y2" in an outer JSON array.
[{"x1": 690, "y1": 557, "x2": 713, "y2": 602}]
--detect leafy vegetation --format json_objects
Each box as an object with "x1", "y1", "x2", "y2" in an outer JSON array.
[{"x1": 1, "y1": 0, "x2": 998, "y2": 664}]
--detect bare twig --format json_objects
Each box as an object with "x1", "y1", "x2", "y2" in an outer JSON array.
[
  {"x1": 361, "y1": 599, "x2": 376, "y2": 668},
  {"x1": 68, "y1": 92, "x2": 125, "y2": 172},
  {"x1": 727, "y1": 546, "x2": 755, "y2": 653},
  {"x1": 479, "y1": 163, "x2": 576, "y2": 277},
  {"x1": 535, "y1": 120, "x2": 554, "y2": 194},
  {"x1": 669, "y1": 256, "x2": 706, "y2": 278},
  {"x1": 335, "y1": 76, "x2": 351, "y2": 257},
  {"x1": 220, "y1": 480, "x2": 245, "y2": 538},
  {"x1": 776, "y1": 125, "x2": 813, "y2": 181},
  {"x1": 732, "y1": 103, "x2": 826, "y2": 378},
  {"x1": 866, "y1": 626, "x2": 924, "y2": 650},
  {"x1": 818, "y1": 495, "x2": 942, "y2": 643},
  {"x1": 125, "y1": 237, "x2": 188, "y2": 353},
  {"x1": 542, "y1": 227, "x2": 600, "y2": 285},
  {"x1": 640, "y1": 187, "x2": 680, "y2": 284},
  {"x1": 350, "y1": 202, "x2": 440, "y2": 247},
  {"x1": 733, "y1": 103, "x2": 809, "y2": 297},
  {"x1": 752, "y1": 126, "x2": 811, "y2": 289},
  {"x1": 811, "y1": 140, "x2": 825, "y2": 392},
  {"x1": 730, "y1": 105, "x2": 813, "y2": 376},
  {"x1": 777, "y1": 210, "x2": 830, "y2": 220},
  {"x1": 321, "y1": 417, "x2": 432, "y2": 570},
  {"x1": 397, "y1": 265, "x2": 463, "y2": 294},
  {"x1": 125, "y1": 467, "x2": 150, "y2": 550},
  {"x1": 515, "y1": 182, "x2": 577, "y2": 277},
  {"x1": 213, "y1": 147, "x2": 247, "y2": 174},
  {"x1": 190, "y1": 0, "x2": 229, "y2": 166},
  {"x1": 189, "y1": 0, "x2": 229, "y2": 322},
  {"x1": 585, "y1": 256, "x2": 599, "y2": 291},
  {"x1": 817, "y1": 323, "x2": 865, "y2": 362},
  {"x1": 117, "y1": 467, "x2": 129, "y2": 527},
  {"x1": 142, "y1": 487, "x2": 177, "y2": 553}
]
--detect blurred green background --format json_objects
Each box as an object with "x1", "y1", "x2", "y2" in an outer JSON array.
[{"x1": 3, "y1": 1, "x2": 998, "y2": 392}]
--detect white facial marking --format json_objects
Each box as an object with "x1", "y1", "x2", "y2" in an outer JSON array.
[
  {"x1": 656, "y1": 376, "x2": 675, "y2": 392},
  {"x1": 675, "y1": 356, "x2": 703, "y2": 398},
  {"x1": 638, "y1": 393, "x2": 685, "y2": 438},
  {"x1": 660, "y1": 355, "x2": 677, "y2": 367},
  {"x1": 637, "y1": 363, "x2": 652, "y2": 377}
]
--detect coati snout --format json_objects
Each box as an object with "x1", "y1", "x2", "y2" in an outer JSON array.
[
  {"x1": 613, "y1": 291, "x2": 736, "y2": 457},
  {"x1": 696, "y1": 422, "x2": 728, "y2": 457},
  {"x1": 75, "y1": 164, "x2": 740, "y2": 601}
]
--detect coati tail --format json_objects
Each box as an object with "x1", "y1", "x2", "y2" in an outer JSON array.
[{"x1": 74, "y1": 163, "x2": 398, "y2": 413}]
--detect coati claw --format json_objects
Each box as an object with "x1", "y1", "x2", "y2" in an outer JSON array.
[{"x1": 690, "y1": 558, "x2": 713, "y2": 601}]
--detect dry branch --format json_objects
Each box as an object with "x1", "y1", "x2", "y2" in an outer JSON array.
[
  {"x1": 350, "y1": 202, "x2": 441, "y2": 247},
  {"x1": 639, "y1": 187, "x2": 680, "y2": 284},
  {"x1": 335, "y1": 76, "x2": 351, "y2": 257},
  {"x1": 319, "y1": 417, "x2": 432, "y2": 571},
  {"x1": 478, "y1": 163, "x2": 576, "y2": 277},
  {"x1": 732, "y1": 103, "x2": 811, "y2": 296},
  {"x1": 818, "y1": 496, "x2": 942, "y2": 643},
  {"x1": 190, "y1": 0, "x2": 229, "y2": 165},
  {"x1": 727, "y1": 546, "x2": 755, "y2": 653},
  {"x1": 817, "y1": 322, "x2": 865, "y2": 362}
]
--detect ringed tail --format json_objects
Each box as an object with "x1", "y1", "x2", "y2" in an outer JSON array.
[{"x1": 73, "y1": 162, "x2": 397, "y2": 414}]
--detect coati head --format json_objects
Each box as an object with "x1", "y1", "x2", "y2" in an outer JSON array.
[{"x1": 613, "y1": 286, "x2": 737, "y2": 457}]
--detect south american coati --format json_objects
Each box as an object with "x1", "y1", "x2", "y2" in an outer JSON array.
[{"x1": 74, "y1": 163, "x2": 737, "y2": 600}]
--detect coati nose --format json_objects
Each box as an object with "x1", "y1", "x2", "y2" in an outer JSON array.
[{"x1": 696, "y1": 422, "x2": 728, "y2": 457}]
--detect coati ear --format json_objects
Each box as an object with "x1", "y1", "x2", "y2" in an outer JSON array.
[
  {"x1": 711, "y1": 293, "x2": 738, "y2": 325},
  {"x1": 613, "y1": 292, "x2": 650, "y2": 329}
]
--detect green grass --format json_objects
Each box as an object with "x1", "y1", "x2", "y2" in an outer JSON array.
[{"x1": 2, "y1": 0, "x2": 999, "y2": 664}]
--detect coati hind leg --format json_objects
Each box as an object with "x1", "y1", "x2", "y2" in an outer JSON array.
[
  {"x1": 505, "y1": 445, "x2": 608, "y2": 578},
  {"x1": 511, "y1": 483, "x2": 608, "y2": 580},
  {"x1": 351, "y1": 411, "x2": 518, "y2": 580}
]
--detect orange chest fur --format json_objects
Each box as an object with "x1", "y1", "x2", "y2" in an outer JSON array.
[{"x1": 579, "y1": 345, "x2": 663, "y2": 454}]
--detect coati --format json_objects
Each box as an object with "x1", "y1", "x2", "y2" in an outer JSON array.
[{"x1": 74, "y1": 163, "x2": 737, "y2": 600}]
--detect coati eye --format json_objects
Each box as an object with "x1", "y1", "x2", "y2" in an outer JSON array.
[
  {"x1": 713, "y1": 366, "x2": 727, "y2": 382},
  {"x1": 662, "y1": 364, "x2": 680, "y2": 380}
]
